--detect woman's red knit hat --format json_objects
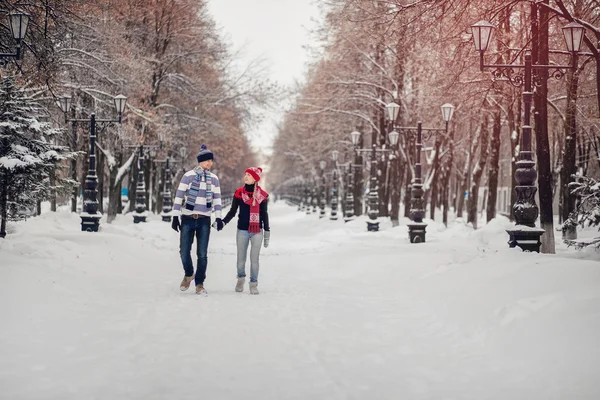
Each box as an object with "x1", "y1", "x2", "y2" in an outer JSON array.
[{"x1": 245, "y1": 167, "x2": 262, "y2": 182}]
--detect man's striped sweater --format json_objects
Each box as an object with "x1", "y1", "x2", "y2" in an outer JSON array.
[{"x1": 173, "y1": 169, "x2": 222, "y2": 218}]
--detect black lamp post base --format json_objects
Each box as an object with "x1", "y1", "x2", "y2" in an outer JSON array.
[
  {"x1": 80, "y1": 214, "x2": 101, "y2": 232},
  {"x1": 344, "y1": 217, "x2": 354, "y2": 223},
  {"x1": 161, "y1": 213, "x2": 172, "y2": 222},
  {"x1": 319, "y1": 210, "x2": 326, "y2": 219},
  {"x1": 506, "y1": 227, "x2": 544, "y2": 252},
  {"x1": 367, "y1": 220, "x2": 379, "y2": 232},
  {"x1": 407, "y1": 222, "x2": 427, "y2": 243},
  {"x1": 133, "y1": 215, "x2": 147, "y2": 223}
]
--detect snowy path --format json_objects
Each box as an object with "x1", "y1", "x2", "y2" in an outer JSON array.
[{"x1": 1, "y1": 203, "x2": 599, "y2": 399}]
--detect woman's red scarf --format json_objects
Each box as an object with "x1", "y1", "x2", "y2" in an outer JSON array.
[{"x1": 234, "y1": 184, "x2": 269, "y2": 233}]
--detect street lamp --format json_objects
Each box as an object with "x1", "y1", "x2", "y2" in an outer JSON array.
[
  {"x1": 160, "y1": 155, "x2": 173, "y2": 222},
  {"x1": 58, "y1": 94, "x2": 127, "y2": 232},
  {"x1": 562, "y1": 22, "x2": 585, "y2": 54},
  {"x1": 179, "y1": 145, "x2": 187, "y2": 173},
  {"x1": 349, "y1": 129, "x2": 389, "y2": 231},
  {"x1": 133, "y1": 145, "x2": 147, "y2": 223},
  {"x1": 471, "y1": 17, "x2": 585, "y2": 252},
  {"x1": 350, "y1": 131, "x2": 361, "y2": 147},
  {"x1": 330, "y1": 150, "x2": 339, "y2": 220},
  {"x1": 319, "y1": 160, "x2": 327, "y2": 218},
  {"x1": 386, "y1": 101, "x2": 402, "y2": 228},
  {"x1": 394, "y1": 104, "x2": 453, "y2": 243},
  {"x1": 344, "y1": 131, "x2": 362, "y2": 222},
  {"x1": 388, "y1": 130, "x2": 399, "y2": 147},
  {"x1": 130, "y1": 143, "x2": 160, "y2": 223},
  {"x1": 0, "y1": 12, "x2": 29, "y2": 64},
  {"x1": 311, "y1": 167, "x2": 318, "y2": 214},
  {"x1": 386, "y1": 102, "x2": 400, "y2": 122},
  {"x1": 441, "y1": 103, "x2": 455, "y2": 126}
]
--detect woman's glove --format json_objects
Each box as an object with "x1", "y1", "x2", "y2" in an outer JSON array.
[{"x1": 263, "y1": 230, "x2": 270, "y2": 248}]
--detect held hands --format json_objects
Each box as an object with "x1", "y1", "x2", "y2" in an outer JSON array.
[
  {"x1": 263, "y1": 230, "x2": 270, "y2": 248},
  {"x1": 215, "y1": 218, "x2": 224, "y2": 231},
  {"x1": 171, "y1": 216, "x2": 181, "y2": 232}
]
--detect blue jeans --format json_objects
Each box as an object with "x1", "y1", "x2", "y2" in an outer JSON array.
[
  {"x1": 179, "y1": 215, "x2": 211, "y2": 286},
  {"x1": 236, "y1": 229, "x2": 263, "y2": 283}
]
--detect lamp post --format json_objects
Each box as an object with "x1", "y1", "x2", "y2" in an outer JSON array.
[
  {"x1": 350, "y1": 131, "x2": 390, "y2": 231},
  {"x1": 386, "y1": 102, "x2": 401, "y2": 227},
  {"x1": 311, "y1": 168, "x2": 318, "y2": 214},
  {"x1": 305, "y1": 184, "x2": 311, "y2": 214},
  {"x1": 133, "y1": 145, "x2": 147, "y2": 223},
  {"x1": 125, "y1": 143, "x2": 159, "y2": 223},
  {"x1": 344, "y1": 131, "x2": 361, "y2": 222},
  {"x1": 58, "y1": 94, "x2": 127, "y2": 232},
  {"x1": 160, "y1": 156, "x2": 173, "y2": 222},
  {"x1": 330, "y1": 150, "x2": 339, "y2": 220},
  {"x1": 471, "y1": 18, "x2": 585, "y2": 252},
  {"x1": 392, "y1": 103, "x2": 453, "y2": 243},
  {"x1": 342, "y1": 159, "x2": 354, "y2": 222},
  {"x1": 0, "y1": 12, "x2": 29, "y2": 65},
  {"x1": 319, "y1": 160, "x2": 327, "y2": 218}
]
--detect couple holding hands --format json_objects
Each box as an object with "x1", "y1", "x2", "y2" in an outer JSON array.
[{"x1": 170, "y1": 144, "x2": 270, "y2": 295}]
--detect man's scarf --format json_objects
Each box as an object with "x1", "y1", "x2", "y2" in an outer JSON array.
[
  {"x1": 234, "y1": 184, "x2": 268, "y2": 233},
  {"x1": 186, "y1": 167, "x2": 212, "y2": 210}
]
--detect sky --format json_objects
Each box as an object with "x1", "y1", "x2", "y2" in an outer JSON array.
[{"x1": 207, "y1": 0, "x2": 322, "y2": 160}]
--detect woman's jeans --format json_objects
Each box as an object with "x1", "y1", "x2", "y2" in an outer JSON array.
[
  {"x1": 179, "y1": 215, "x2": 211, "y2": 286},
  {"x1": 236, "y1": 229, "x2": 263, "y2": 283}
]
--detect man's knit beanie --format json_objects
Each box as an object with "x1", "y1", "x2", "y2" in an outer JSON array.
[{"x1": 197, "y1": 144, "x2": 214, "y2": 163}]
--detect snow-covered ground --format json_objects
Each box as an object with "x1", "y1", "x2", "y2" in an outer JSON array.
[{"x1": 1, "y1": 202, "x2": 599, "y2": 399}]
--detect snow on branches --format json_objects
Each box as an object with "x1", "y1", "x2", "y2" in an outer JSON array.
[
  {"x1": 0, "y1": 77, "x2": 77, "y2": 237},
  {"x1": 563, "y1": 175, "x2": 600, "y2": 249}
]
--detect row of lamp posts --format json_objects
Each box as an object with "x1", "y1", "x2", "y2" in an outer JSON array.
[
  {"x1": 4, "y1": 9, "x2": 588, "y2": 250},
  {"x1": 285, "y1": 15, "x2": 585, "y2": 253}
]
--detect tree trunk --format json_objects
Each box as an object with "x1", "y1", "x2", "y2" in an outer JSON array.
[
  {"x1": 468, "y1": 117, "x2": 490, "y2": 229},
  {"x1": 50, "y1": 169, "x2": 57, "y2": 212},
  {"x1": 429, "y1": 134, "x2": 443, "y2": 220},
  {"x1": 561, "y1": 54, "x2": 579, "y2": 239},
  {"x1": 403, "y1": 167, "x2": 412, "y2": 218},
  {"x1": 533, "y1": 1, "x2": 556, "y2": 253},
  {"x1": 128, "y1": 159, "x2": 138, "y2": 213},
  {"x1": 145, "y1": 156, "x2": 151, "y2": 211},
  {"x1": 97, "y1": 149, "x2": 105, "y2": 214},
  {"x1": 70, "y1": 108, "x2": 78, "y2": 213},
  {"x1": 457, "y1": 120, "x2": 478, "y2": 218},
  {"x1": 353, "y1": 155, "x2": 364, "y2": 217},
  {"x1": 442, "y1": 127, "x2": 456, "y2": 227},
  {"x1": 0, "y1": 170, "x2": 8, "y2": 238},
  {"x1": 156, "y1": 164, "x2": 164, "y2": 215},
  {"x1": 486, "y1": 109, "x2": 501, "y2": 222},
  {"x1": 389, "y1": 154, "x2": 402, "y2": 226}
]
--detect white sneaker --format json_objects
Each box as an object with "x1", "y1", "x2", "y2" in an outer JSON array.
[
  {"x1": 235, "y1": 277, "x2": 245, "y2": 292},
  {"x1": 249, "y1": 282, "x2": 259, "y2": 295},
  {"x1": 196, "y1": 284, "x2": 208, "y2": 296}
]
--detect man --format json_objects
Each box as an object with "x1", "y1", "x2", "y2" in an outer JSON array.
[{"x1": 171, "y1": 144, "x2": 224, "y2": 295}]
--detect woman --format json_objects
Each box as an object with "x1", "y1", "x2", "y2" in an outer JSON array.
[{"x1": 221, "y1": 167, "x2": 270, "y2": 294}]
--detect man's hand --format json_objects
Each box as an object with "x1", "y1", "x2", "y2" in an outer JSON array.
[
  {"x1": 263, "y1": 230, "x2": 270, "y2": 248},
  {"x1": 171, "y1": 216, "x2": 181, "y2": 232},
  {"x1": 215, "y1": 218, "x2": 224, "y2": 231}
]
